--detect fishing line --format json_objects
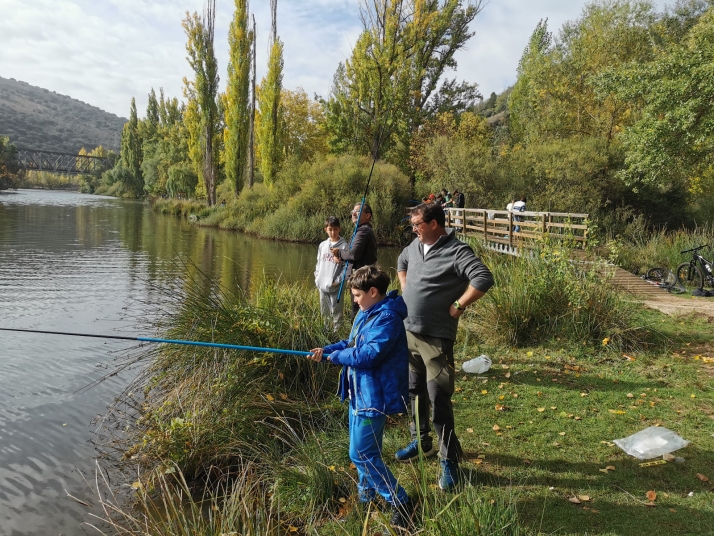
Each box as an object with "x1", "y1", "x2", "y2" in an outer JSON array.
[
  {"x1": 335, "y1": 104, "x2": 395, "y2": 303},
  {"x1": 0, "y1": 327, "x2": 312, "y2": 356}
]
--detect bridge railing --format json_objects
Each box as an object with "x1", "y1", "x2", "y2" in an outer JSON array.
[
  {"x1": 17, "y1": 148, "x2": 113, "y2": 175},
  {"x1": 443, "y1": 208, "x2": 589, "y2": 248}
]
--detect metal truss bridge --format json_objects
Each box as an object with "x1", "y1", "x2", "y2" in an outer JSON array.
[{"x1": 17, "y1": 148, "x2": 113, "y2": 175}]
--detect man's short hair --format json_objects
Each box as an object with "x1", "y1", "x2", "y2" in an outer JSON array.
[
  {"x1": 324, "y1": 216, "x2": 340, "y2": 228},
  {"x1": 411, "y1": 202, "x2": 446, "y2": 227},
  {"x1": 353, "y1": 202, "x2": 372, "y2": 215},
  {"x1": 348, "y1": 265, "x2": 390, "y2": 295}
]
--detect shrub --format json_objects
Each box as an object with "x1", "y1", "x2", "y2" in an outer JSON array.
[{"x1": 467, "y1": 241, "x2": 662, "y2": 351}]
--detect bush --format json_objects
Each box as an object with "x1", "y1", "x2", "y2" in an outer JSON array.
[
  {"x1": 191, "y1": 154, "x2": 412, "y2": 243},
  {"x1": 467, "y1": 241, "x2": 662, "y2": 351}
]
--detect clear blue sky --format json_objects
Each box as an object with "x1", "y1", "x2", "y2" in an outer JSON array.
[{"x1": 0, "y1": 0, "x2": 672, "y2": 118}]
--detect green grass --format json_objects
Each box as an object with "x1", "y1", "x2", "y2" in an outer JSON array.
[{"x1": 97, "y1": 252, "x2": 714, "y2": 535}]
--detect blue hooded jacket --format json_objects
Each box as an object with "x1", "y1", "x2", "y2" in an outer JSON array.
[{"x1": 323, "y1": 290, "x2": 409, "y2": 417}]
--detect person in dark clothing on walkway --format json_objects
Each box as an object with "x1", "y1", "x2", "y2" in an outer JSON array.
[
  {"x1": 332, "y1": 202, "x2": 378, "y2": 317},
  {"x1": 396, "y1": 202, "x2": 494, "y2": 491}
]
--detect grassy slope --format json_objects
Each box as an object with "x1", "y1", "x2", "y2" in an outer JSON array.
[{"x1": 0, "y1": 75, "x2": 126, "y2": 153}]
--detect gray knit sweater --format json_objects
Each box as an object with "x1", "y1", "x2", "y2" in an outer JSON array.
[{"x1": 397, "y1": 230, "x2": 494, "y2": 341}]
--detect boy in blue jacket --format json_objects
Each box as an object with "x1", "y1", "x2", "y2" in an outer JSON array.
[{"x1": 308, "y1": 265, "x2": 414, "y2": 529}]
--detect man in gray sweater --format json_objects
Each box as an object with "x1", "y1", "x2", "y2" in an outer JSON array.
[{"x1": 396, "y1": 202, "x2": 494, "y2": 491}]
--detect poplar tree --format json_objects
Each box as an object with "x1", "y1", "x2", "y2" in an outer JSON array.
[
  {"x1": 183, "y1": 0, "x2": 220, "y2": 205},
  {"x1": 324, "y1": 0, "x2": 483, "y2": 173},
  {"x1": 224, "y1": 0, "x2": 253, "y2": 195},
  {"x1": 257, "y1": 0, "x2": 284, "y2": 185},
  {"x1": 120, "y1": 97, "x2": 144, "y2": 195}
]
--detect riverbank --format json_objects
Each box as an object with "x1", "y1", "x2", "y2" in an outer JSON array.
[
  {"x1": 95, "y1": 243, "x2": 714, "y2": 535},
  {"x1": 150, "y1": 154, "x2": 413, "y2": 245}
]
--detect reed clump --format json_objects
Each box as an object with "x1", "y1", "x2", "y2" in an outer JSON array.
[{"x1": 466, "y1": 242, "x2": 663, "y2": 351}]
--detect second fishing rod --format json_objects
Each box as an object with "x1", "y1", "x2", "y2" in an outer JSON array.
[{"x1": 335, "y1": 116, "x2": 394, "y2": 304}]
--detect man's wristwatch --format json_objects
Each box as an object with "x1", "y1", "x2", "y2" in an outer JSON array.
[{"x1": 453, "y1": 300, "x2": 464, "y2": 310}]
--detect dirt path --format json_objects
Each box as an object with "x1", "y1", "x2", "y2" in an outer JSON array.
[{"x1": 607, "y1": 266, "x2": 714, "y2": 318}]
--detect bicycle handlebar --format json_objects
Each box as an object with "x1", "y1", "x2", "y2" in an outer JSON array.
[{"x1": 680, "y1": 244, "x2": 709, "y2": 254}]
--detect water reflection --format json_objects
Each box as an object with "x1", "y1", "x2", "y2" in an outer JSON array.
[{"x1": 0, "y1": 189, "x2": 399, "y2": 535}]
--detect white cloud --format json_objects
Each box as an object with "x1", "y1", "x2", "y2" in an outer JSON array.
[{"x1": 0, "y1": 0, "x2": 675, "y2": 119}]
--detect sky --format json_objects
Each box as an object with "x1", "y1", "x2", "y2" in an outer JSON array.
[{"x1": 0, "y1": 0, "x2": 673, "y2": 119}]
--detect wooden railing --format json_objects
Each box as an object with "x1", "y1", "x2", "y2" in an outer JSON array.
[{"x1": 443, "y1": 208, "x2": 589, "y2": 249}]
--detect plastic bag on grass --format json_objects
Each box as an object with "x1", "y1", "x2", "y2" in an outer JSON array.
[
  {"x1": 613, "y1": 426, "x2": 690, "y2": 460},
  {"x1": 462, "y1": 355, "x2": 491, "y2": 374}
]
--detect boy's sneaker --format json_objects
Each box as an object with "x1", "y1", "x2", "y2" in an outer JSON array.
[
  {"x1": 394, "y1": 439, "x2": 437, "y2": 462},
  {"x1": 390, "y1": 498, "x2": 416, "y2": 531},
  {"x1": 439, "y1": 458, "x2": 460, "y2": 491}
]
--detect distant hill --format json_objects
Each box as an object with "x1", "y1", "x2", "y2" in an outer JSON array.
[{"x1": 0, "y1": 76, "x2": 126, "y2": 153}]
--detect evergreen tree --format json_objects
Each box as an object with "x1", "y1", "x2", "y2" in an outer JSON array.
[{"x1": 224, "y1": 0, "x2": 253, "y2": 195}]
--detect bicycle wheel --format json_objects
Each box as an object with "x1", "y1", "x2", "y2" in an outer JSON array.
[
  {"x1": 676, "y1": 263, "x2": 704, "y2": 292},
  {"x1": 645, "y1": 267, "x2": 668, "y2": 283}
]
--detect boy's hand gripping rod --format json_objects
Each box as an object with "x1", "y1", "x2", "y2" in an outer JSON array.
[{"x1": 0, "y1": 327, "x2": 312, "y2": 356}]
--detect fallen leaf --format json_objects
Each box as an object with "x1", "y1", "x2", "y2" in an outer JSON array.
[
  {"x1": 499, "y1": 395, "x2": 505, "y2": 400},
  {"x1": 590, "y1": 508, "x2": 600, "y2": 514},
  {"x1": 581, "y1": 393, "x2": 588, "y2": 397},
  {"x1": 599, "y1": 468, "x2": 609, "y2": 473},
  {"x1": 579, "y1": 495, "x2": 590, "y2": 502},
  {"x1": 559, "y1": 432, "x2": 566, "y2": 436},
  {"x1": 644, "y1": 502, "x2": 656, "y2": 507},
  {"x1": 467, "y1": 428, "x2": 474, "y2": 433},
  {"x1": 550, "y1": 406, "x2": 557, "y2": 410},
  {"x1": 606, "y1": 466, "x2": 616, "y2": 471},
  {"x1": 339, "y1": 497, "x2": 347, "y2": 503},
  {"x1": 627, "y1": 393, "x2": 634, "y2": 398},
  {"x1": 537, "y1": 407, "x2": 546, "y2": 412},
  {"x1": 574, "y1": 416, "x2": 582, "y2": 421},
  {"x1": 280, "y1": 393, "x2": 288, "y2": 400},
  {"x1": 493, "y1": 424, "x2": 501, "y2": 431},
  {"x1": 288, "y1": 526, "x2": 298, "y2": 533},
  {"x1": 481, "y1": 389, "x2": 488, "y2": 394},
  {"x1": 608, "y1": 409, "x2": 627, "y2": 414},
  {"x1": 505, "y1": 372, "x2": 512, "y2": 379},
  {"x1": 646, "y1": 491, "x2": 657, "y2": 502},
  {"x1": 696, "y1": 473, "x2": 709, "y2": 482},
  {"x1": 569, "y1": 497, "x2": 581, "y2": 504},
  {"x1": 266, "y1": 394, "x2": 275, "y2": 401},
  {"x1": 477, "y1": 454, "x2": 486, "y2": 459},
  {"x1": 669, "y1": 508, "x2": 677, "y2": 513},
  {"x1": 495, "y1": 404, "x2": 506, "y2": 411}
]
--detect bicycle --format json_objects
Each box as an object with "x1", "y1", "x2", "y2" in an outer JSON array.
[
  {"x1": 642, "y1": 267, "x2": 684, "y2": 293},
  {"x1": 675, "y1": 245, "x2": 714, "y2": 292}
]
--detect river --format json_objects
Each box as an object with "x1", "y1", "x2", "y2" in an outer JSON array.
[{"x1": 0, "y1": 189, "x2": 399, "y2": 536}]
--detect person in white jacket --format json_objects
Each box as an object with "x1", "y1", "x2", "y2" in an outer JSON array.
[{"x1": 315, "y1": 216, "x2": 348, "y2": 330}]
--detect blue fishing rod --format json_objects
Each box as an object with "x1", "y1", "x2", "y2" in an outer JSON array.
[{"x1": 0, "y1": 327, "x2": 312, "y2": 357}]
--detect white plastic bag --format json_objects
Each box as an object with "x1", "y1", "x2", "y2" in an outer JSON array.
[
  {"x1": 613, "y1": 426, "x2": 690, "y2": 460},
  {"x1": 462, "y1": 355, "x2": 491, "y2": 374}
]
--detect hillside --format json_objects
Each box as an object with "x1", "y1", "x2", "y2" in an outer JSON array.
[{"x1": 0, "y1": 76, "x2": 126, "y2": 153}]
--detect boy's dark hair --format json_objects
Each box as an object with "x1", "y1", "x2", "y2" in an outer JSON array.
[
  {"x1": 324, "y1": 216, "x2": 341, "y2": 228},
  {"x1": 411, "y1": 202, "x2": 446, "y2": 227},
  {"x1": 348, "y1": 265, "x2": 390, "y2": 295}
]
